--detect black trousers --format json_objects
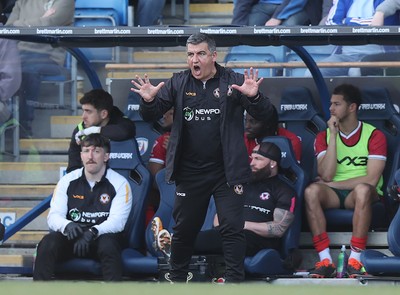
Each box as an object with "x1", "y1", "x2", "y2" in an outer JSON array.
[
  {"x1": 169, "y1": 170, "x2": 246, "y2": 282},
  {"x1": 33, "y1": 231, "x2": 124, "y2": 281},
  {"x1": 194, "y1": 228, "x2": 281, "y2": 257}
]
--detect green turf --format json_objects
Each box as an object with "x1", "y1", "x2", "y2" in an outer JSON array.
[{"x1": 1, "y1": 281, "x2": 399, "y2": 295}]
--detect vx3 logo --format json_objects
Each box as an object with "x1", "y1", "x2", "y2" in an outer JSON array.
[{"x1": 337, "y1": 156, "x2": 368, "y2": 166}]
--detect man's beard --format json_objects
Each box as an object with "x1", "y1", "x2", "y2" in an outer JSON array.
[{"x1": 250, "y1": 165, "x2": 272, "y2": 183}]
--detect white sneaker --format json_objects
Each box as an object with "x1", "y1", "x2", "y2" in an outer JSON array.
[
  {"x1": 164, "y1": 272, "x2": 193, "y2": 284},
  {"x1": 151, "y1": 217, "x2": 163, "y2": 251},
  {"x1": 157, "y1": 229, "x2": 171, "y2": 258}
]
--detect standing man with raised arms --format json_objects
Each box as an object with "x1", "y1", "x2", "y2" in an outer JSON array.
[{"x1": 131, "y1": 32, "x2": 274, "y2": 283}]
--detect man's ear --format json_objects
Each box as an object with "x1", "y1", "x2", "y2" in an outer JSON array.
[
  {"x1": 212, "y1": 51, "x2": 217, "y2": 62},
  {"x1": 349, "y1": 102, "x2": 358, "y2": 113},
  {"x1": 104, "y1": 153, "x2": 110, "y2": 163},
  {"x1": 100, "y1": 109, "x2": 108, "y2": 120}
]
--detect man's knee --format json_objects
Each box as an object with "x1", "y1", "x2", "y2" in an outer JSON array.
[
  {"x1": 37, "y1": 232, "x2": 64, "y2": 253},
  {"x1": 305, "y1": 183, "x2": 322, "y2": 204},
  {"x1": 97, "y1": 234, "x2": 121, "y2": 256},
  {"x1": 352, "y1": 183, "x2": 376, "y2": 205}
]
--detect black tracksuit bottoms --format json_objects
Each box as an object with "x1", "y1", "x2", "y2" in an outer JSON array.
[
  {"x1": 169, "y1": 170, "x2": 246, "y2": 282},
  {"x1": 33, "y1": 231, "x2": 123, "y2": 281}
]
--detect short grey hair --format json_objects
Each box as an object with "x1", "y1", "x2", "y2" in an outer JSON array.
[{"x1": 186, "y1": 33, "x2": 216, "y2": 53}]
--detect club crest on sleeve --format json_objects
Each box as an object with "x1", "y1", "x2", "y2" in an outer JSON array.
[
  {"x1": 234, "y1": 184, "x2": 244, "y2": 195},
  {"x1": 227, "y1": 85, "x2": 233, "y2": 96},
  {"x1": 260, "y1": 192, "x2": 270, "y2": 200}
]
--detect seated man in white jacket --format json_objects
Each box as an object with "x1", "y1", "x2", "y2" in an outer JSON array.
[{"x1": 33, "y1": 133, "x2": 133, "y2": 281}]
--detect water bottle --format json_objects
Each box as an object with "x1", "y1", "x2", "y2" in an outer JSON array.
[{"x1": 336, "y1": 245, "x2": 348, "y2": 278}]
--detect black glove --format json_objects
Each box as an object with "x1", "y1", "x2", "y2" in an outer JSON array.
[
  {"x1": 73, "y1": 230, "x2": 95, "y2": 257},
  {"x1": 64, "y1": 222, "x2": 84, "y2": 240}
]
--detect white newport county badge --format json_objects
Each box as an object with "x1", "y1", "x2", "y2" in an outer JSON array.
[
  {"x1": 227, "y1": 85, "x2": 233, "y2": 96},
  {"x1": 213, "y1": 87, "x2": 220, "y2": 98},
  {"x1": 234, "y1": 184, "x2": 244, "y2": 195},
  {"x1": 99, "y1": 193, "x2": 111, "y2": 204}
]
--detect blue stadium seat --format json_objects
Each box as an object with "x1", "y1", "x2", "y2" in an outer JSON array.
[
  {"x1": 358, "y1": 87, "x2": 400, "y2": 189},
  {"x1": 146, "y1": 136, "x2": 306, "y2": 276},
  {"x1": 125, "y1": 91, "x2": 162, "y2": 166},
  {"x1": 361, "y1": 199, "x2": 400, "y2": 275},
  {"x1": 284, "y1": 45, "x2": 336, "y2": 77},
  {"x1": 224, "y1": 45, "x2": 278, "y2": 77},
  {"x1": 359, "y1": 87, "x2": 400, "y2": 222},
  {"x1": 135, "y1": 123, "x2": 162, "y2": 166},
  {"x1": 74, "y1": 0, "x2": 128, "y2": 63},
  {"x1": 75, "y1": 0, "x2": 128, "y2": 26},
  {"x1": 41, "y1": 52, "x2": 77, "y2": 112},
  {"x1": 55, "y1": 138, "x2": 158, "y2": 277},
  {"x1": 278, "y1": 86, "x2": 327, "y2": 182},
  {"x1": 228, "y1": 45, "x2": 288, "y2": 62},
  {"x1": 325, "y1": 87, "x2": 400, "y2": 230}
]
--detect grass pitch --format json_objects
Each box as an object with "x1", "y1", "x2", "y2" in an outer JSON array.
[{"x1": 1, "y1": 280, "x2": 400, "y2": 295}]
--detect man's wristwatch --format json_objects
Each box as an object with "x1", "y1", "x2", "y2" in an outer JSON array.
[{"x1": 88, "y1": 226, "x2": 99, "y2": 238}]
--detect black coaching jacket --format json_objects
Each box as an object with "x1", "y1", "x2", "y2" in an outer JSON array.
[{"x1": 139, "y1": 63, "x2": 274, "y2": 185}]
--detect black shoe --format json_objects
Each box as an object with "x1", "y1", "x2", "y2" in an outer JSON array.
[
  {"x1": 309, "y1": 259, "x2": 336, "y2": 278},
  {"x1": 346, "y1": 258, "x2": 368, "y2": 278}
]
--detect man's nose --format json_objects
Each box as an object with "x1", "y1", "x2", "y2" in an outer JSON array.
[{"x1": 192, "y1": 54, "x2": 200, "y2": 62}]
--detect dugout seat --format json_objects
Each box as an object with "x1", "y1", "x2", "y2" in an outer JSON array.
[
  {"x1": 278, "y1": 86, "x2": 327, "y2": 182},
  {"x1": 145, "y1": 168, "x2": 217, "y2": 258},
  {"x1": 146, "y1": 136, "x2": 306, "y2": 277},
  {"x1": 55, "y1": 138, "x2": 158, "y2": 278},
  {"x1": 245, "y1": 136, "x2": 306, "y2": 276},
  {"x1": 125, "y1": 91, "x2": 162, "y2": 166},
  {"x1": 324, "y1": 87, "x2": 400, "y2": 230},
  {"x1": 359, "y1": 87, "x2": 400, "y2": 215},
  {"x1": 361, "y1": 197, "x2": 400, "y2": 275}
]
